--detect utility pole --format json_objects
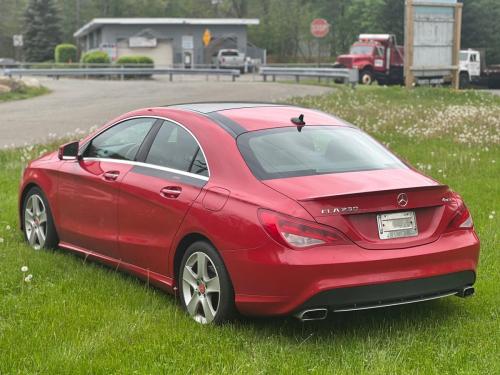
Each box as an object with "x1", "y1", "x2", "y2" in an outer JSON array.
[{"x1": 404, "y1": 0, "x2": 415, "y2": 88}]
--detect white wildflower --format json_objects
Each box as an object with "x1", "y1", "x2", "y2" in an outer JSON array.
[
  {"x1": 24, "y1": 274, "x2": 33, "y2": 283},
  {"x1": 21, "y1": 266, "x2": 28, "y2": 272},
  {"x1": 6, "y1": 225, "x2": 11, "y2": 231}
]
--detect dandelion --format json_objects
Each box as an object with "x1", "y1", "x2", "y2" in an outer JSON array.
[
  {"x1": 6, "y1": 225, "x2": 11, "y2": 231},
  {"x1": 24, "y1": 274, "x2": 33, "y2": 283},
  {"x1": 489, "y1": 214, "x2": 494, "y2": 220},
  {"x1": 21, "y1": 266, "x2": 28, "y2": 272}
]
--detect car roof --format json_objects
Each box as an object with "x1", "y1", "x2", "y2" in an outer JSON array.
[{"x1": 164, "y1": 102, "x2": 352, "y2": 137}]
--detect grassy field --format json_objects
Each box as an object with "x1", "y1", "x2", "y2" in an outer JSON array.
[
  {"x1": 0, "y1": 86, "x2": 49, "y2": 102},
  {"x1": 0, "y1": 86, "x2": 498, "y2": 374}
]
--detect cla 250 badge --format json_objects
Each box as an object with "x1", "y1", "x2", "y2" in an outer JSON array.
[{"x1": 321, "y1": 206, "x2": 359, "y2": 215}]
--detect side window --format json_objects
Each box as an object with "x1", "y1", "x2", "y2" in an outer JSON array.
[
  {"x1": 84, "y1": 118, "x2": 155, "y2": 161},
  {"x1": 146, "y1": 121, "x2": 208, "y2": 177}
]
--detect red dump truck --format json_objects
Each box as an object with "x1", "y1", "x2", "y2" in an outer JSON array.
[{"x1": 334, "y1": 34, "x2": 405, "y2": 85}]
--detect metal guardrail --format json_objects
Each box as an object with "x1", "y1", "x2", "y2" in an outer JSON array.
[
  {"x1": 2, "y1": 67, "x2": 241, "y2": 81},
  {"x1": 259, "y1": 67, "x2": 359, "y2": 86}
]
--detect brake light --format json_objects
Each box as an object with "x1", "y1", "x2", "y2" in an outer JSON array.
[
  {"x1": 258, "y1": 209, "x2": 348, "y2": 249},
  {"x1": 445, "y1": 192, "x2": 474, "y2": 231}
]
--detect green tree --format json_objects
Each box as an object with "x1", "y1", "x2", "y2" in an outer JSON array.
[
  {"x1": 23, "y1": 0, "x2": 62, "y2": 61},
  {"x1": 461, "y1": 0, "x2": 500, "y2": 63},
  {"x1": 377, "y1": 0, "x2": 405, "y2": 44}
]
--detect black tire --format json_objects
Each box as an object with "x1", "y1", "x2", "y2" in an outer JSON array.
[
  {"x1": 22, "y1": 187, "x2": 58, "y2": 250},
  {"x1": 178, "y1": 241, "x2": 235, "y2": 324},
  {"x1": 360, "y1": 69, "x2": 374, "y2": 85},
  {"x1": 459, "y1": 72, "x2": 470, "y2": 89}
]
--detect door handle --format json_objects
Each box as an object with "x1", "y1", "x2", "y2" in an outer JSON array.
[
  {"x1": 160, "y1": 186, "x2": 182, "y2": 199},
  {"x1": 103, "y1": 170, "x2": 120, "y2": 181}
]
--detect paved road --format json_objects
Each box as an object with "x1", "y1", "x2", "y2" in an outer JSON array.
[
  {"x1": 485, "y1": 89, "x2": 500, "y2": 96},
  {"x1": 0, "y1": 76, "x2": 331, "y2": 147}
]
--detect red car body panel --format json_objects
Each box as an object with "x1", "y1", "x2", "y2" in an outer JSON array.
[{"x1": 19, "y1": 104, "x2": 480, "y2": 317}]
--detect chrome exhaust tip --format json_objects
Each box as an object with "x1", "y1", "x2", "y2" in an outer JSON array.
[
  {"x1": 457, "y1": 286, "x2": 475, "y2": 298},
  {"x1": 294, "y1": 308, "x2": 328, "y2": 322}
]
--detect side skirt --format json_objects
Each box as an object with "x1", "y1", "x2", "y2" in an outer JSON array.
[{"x1": 58, "y1": 241, "x2": 175, "y2": 293}]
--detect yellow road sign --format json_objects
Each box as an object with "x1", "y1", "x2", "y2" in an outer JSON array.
[{"x1": 203, "y1": 29, "x2": 211, "y2": 47}]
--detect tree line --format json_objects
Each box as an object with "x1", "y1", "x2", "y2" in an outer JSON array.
[{"x1": 0, "y1": 0, "x2": 499, "y2": 63}]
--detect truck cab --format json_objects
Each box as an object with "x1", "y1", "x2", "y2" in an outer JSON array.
[
  {"x1": 335, "y1": 34, "x2": 404, "y2": 85},
  {"x1": 459, "y1": 49, "x2": 481, "y2": 88}
]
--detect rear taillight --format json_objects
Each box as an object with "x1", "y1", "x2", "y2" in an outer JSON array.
[
  {"x1": 445, "y1": 192, "x2": 474, "y2": 231},
  {"x1": 258, "y1": 209, "x2": 348, "y2": 249}
]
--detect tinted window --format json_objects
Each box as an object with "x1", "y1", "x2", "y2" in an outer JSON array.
[
  {"x1": 146, "y1": 121, "x2": 208, "y2": 177},
  {"x1": 84, "y1": 118, "x2": 155, "y2": 160},
  {"x1": 221, "y1": 51, "x2": 239, "y2": 56},
  {"x1": 238, "y1": 126, "x2": 407, "y2": 180}
]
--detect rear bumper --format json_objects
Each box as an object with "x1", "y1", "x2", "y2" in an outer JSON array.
[
  {"x1": 298, "y1": 270, "x2": 475, "y2": 312},
  {"x1": 222, "y1": 230, "x2": 480, "y2": 316}
]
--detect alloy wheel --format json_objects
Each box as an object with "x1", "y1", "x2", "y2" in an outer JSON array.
[
  {"x1": 24, "y1": 194, "x2": 48, "y2": 250},
  {"x1": 182, "y1": 251, "x2": 221, "y2": 324}
]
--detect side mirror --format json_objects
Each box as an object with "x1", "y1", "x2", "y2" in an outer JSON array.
[{"x1": 58, "y1": 141, "x2": 80, "y2": 160}]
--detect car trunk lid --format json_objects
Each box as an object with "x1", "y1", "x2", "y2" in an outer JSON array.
[{"x1": 262, "y1": 168, "x2": 452, "y2": 249}]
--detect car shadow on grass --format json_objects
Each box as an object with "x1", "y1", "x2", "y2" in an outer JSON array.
[
  {"x1": 45, "y1": 243, "x2": 466, "y2": 341},
  {"x1": 233, "y1": 299, "x2": 465, "y2": 341}
]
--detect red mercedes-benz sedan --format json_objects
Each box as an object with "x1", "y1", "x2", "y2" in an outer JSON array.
[{"x1": 19, "y1": 103, "x2": 479, "y2": 324}]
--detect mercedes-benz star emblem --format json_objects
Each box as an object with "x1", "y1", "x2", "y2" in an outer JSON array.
[{"x1": 397, "y1": 193, "x2": 409, "y2": 207}]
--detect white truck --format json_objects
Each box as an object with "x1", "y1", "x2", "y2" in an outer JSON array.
[
  {"x1": 459, "y1": 49, "x2": 500, "y2": 89},
  {"x1": 212, "y1": 49, "x2": 246, "y2": 73}
]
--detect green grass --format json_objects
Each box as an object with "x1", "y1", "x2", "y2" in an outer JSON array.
[
  {"x1": 0, "y1": 86, "x2": 499, "y2": 374},
  {"x1": 0, "y1": 86, "x2": 50, "y2": 102}
]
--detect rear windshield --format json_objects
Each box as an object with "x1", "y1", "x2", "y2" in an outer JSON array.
[
  {"x1": 237, "y1": 126, "x2": 407, "y2": 180},
  {"x1": 221, "y1": 51, "x2": 239, "y2": 56}
]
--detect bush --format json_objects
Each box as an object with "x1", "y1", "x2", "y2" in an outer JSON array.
[
  {"x1": 55, "y1": 44, "x2": 77, "y2": 63},
  {"x1": 116, "y1": 55, "x2": 154, "y2": 79},
  {"x1": 116, "y1": 55, "x2": 154, "y2": 67},
  {"x1": 81, "y1": 51, "x2": 111, "y2": 65}
]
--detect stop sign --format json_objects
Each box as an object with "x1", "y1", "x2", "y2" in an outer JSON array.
[{"x1": 310, "y1": 18, "x2": 330, "y2": 38}]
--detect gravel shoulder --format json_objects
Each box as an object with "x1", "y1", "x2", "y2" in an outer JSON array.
[{"x1": 0, "y1": 76, "x2": 331, "y2": 147}]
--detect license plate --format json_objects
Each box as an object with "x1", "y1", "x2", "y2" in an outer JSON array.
[{"x1": 377, "y1": 211, "x2": 418, "y2": 240}]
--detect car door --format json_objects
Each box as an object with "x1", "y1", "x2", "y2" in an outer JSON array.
[
  {"x1": 116, "y1": 120, "x2": 209, "y2": 275},
  {"x1": 57, "y1": 117, "x2": 159, "y2": 257}
]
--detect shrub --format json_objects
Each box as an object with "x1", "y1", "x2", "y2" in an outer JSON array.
[
  {"x1": 116, "y1": 55, "x2": 154, "y2": 67},
  {"x1": 54, "y1": 44, "x2": 77, "y2": 63},
  {"x1": 81, "y1": 51, "x2": 111, "y2": 65},
  {"x1": 116, "y1": 55, "x2": 154, "y2": 79}
]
